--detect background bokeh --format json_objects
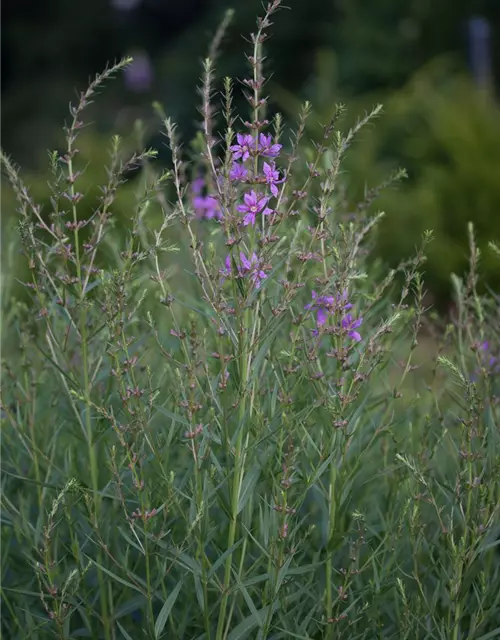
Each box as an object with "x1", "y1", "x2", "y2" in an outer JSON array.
[{"x1": 2, "y1": 0, "x2": 500, "y2": 307}]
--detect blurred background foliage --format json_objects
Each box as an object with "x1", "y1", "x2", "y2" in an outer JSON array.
[{"x1": 2, "y1": 0, "x2": 500, "y2": 307}]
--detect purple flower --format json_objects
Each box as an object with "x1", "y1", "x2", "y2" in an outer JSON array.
[
  {"x1": 220, "y1": 255, "x2": 232, "y2": 281},
  {"x1": 230, "y1": 133, "x2": 254, "y2": 161},
  {"x1": 204, "y1": 196, "x2": 221, "y2": 220},
  {"x1": 191, "y1": 176, "x2": 222, "y2": 220},
  {"x1": 193, "y1": 195, "x2": 222, "y2": 220},
  {"x1": 124, "y1": 51, "x2": 153, "y2": 92},
  {"x1": 192, "y1": 177, "x2": 205, "y2": 195},
  {"x1": 262, "y1": 161, "x2": 285, "y2": 197},
  {"x1": 258, "y1": 133, "x2": 282, "y2": 158},
  {"x1": 239, "y1": 252, "x2": 267, "y2": 289},
  {"x1": 230, "y1": 162, "x2": 248, "y2": 182},
  {"x1": 342, "y1": 314, "x2": 363, "y2": 342},
  {"x1": 479, "y1": 341, "x2": 499, "y2": 369},
  {"x1": 336, "y1": 290, "x2": 353, "y2": 312},
  {"x1": 305, "y1": 291, "x2": 335, "y2": 327},
  {"x1": 305, "y1": 289, "x2": 362, "y2": 341},
  {"x1": 237, "y1": 190, "x2": 273, "y2": 226},
  {"x1": 220, "y1": 252, "x2": 267, "y2": 289},
  {"x1": 471, "y1": 340, "x2": 500, "y2": 382}
]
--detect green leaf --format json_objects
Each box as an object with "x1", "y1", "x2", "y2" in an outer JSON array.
[
  {"x1": 275, "y1": 555, "x2": 293, "y2": 593},
  {"x1": 275, "y1": 629, "x2": 313, "y2": 640},
  {"x1": 70, "y1": 630, "x2": 93, "y2": 638},
  {"x1": 234, "y1": 576, "x2": 260, "y2": 625},
  {"x1": 250, "y1": 316, "x2": 282, "y2": 379},
  {"x1": 287, "y1": 562, "x2": 323, "y2": 576},
  {"x1": 477, "y1": 628, "x2": 500, "y2": 640},
  {"x1": 117, "y1": 526, "x2": 145, "y2": 555},
  {"x1": 207, "y1": 540, "x2": 243, "y2": 580},
  {"x1": 227, "y1": 606, "x2": 271, "y2": 640},
  {"x1": 154, "y1": 580, "x2": 183, "y2": 638},
  {"x1": 168, "y1": 550, "x2": 202, "y2": 576},
  {"x1": 237, "y1": 463, "x2": 261, "y2": 514},
  {"x1": 112, "y1": 595, "x2": 147, "y2": 620},
  {"x1": 154, "y1": 404, "x2": 190, "y2": 426},
  {"x1": 117, "y1": 621, "x2": 135, "y2": 640},
  {"x1": 84, "y1": 556, "x2": 145, "y2": 595}
]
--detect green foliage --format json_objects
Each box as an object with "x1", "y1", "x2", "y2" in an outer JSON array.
[
  {"x1": 1, "y1": 128, "x2": 166, "y2": 309},
  {"x1": 276, "y1": 57, "x2": 500, "y2": 306},
  {"x1": 349, "y1": 62, "x2": 500, "y2": 306},
  {"x1": 2, "y1": 10, "x2": 500, "y2": 640}
]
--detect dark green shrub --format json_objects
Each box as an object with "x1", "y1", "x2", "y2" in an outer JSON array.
[
  {"x1": 349, "y1": 61, "x2": 500, "y2": 306},
  {"x1": 275, "y1": 58, "x2": 500, "y2": 307}
]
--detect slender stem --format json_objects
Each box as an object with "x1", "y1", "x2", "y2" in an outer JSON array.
[
  {"x1": 195, "y1": 464, "x2": 212, "y2": 639},
  {"x1": 189, "y1": 394, "x2": 212, "y2": 640},
  {"x1": 140, "y1": 489, "x2": 154, "y2": 627},
  {"x1": 325, "y1": 459, "x2": 337, "y2": 636},
  {"x1": 452, "y1": 397, "x2": 475, "y2": 640},
  {"x1": 81, "y1": 317, "x2": 111, "y2": 639},
  {"x1": 25, "y1": 371, "x2": 42, "y2": 509},
  {"x1": 66, "y1": 144, "x2": 111, "y2": 640},
  {"x1": 216, "y1": 307, "x2": 250, "y2": 640}
]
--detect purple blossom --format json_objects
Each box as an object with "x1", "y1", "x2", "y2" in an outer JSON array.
[
  {"x1": 230, "y1": 162, "x2": 248, "y2": 182},
  {"x1": 262, "y1": 161, "x2": 285, "y2": 197},
  {"x1": 191, "y1": 176, "x2": 222, "y2": 220},
  {"x1": 220, "y1": 252, "x2": 267, "y2": 289},
  {"x1": 193, "y1": 195, "x2": 222, "y2": 220},
  {"x1": 239, "y1": 252, "x2": 267, "y2": 289},
  {"x1": 230, "y1": 133, "x2": 254, "y2": 161},
  {"x1": 305, "y1": 289, "x2": 362, "y2": 341},
  {"x1": 305, "y1": 291, "x2": 335, "y2": 327},
  {"x1": 342, "y1": 314, "x2": 363, "y2": 342},
  {"x1": 479, "y1": 341, "x2": 499, "y2": 370},
  {"x1": 258, "y1": 133, "x2": 282, "y2": 158},
  {"x1": 192, "y1": 177, "x2": 205, "y2": 195},
  {"x1": 219, "y1": 255, "x2": 232, "y2": 281},
  {"x1": 237, "y1": 190, "x2": 273, "y2": 226},
  {"x1": 470, "y1": 340, "x2": 500, "y2": 382},
  {"x1": 336, "y1": 290, "x2": 353, "y2": 312},
  {"x1": 124, "y1": 51, "x2": 153, "y2": 92}
]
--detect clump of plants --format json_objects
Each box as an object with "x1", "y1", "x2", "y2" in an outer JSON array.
[{"x1": 2, "y1": 3, "x2": 500, "y2": 639}]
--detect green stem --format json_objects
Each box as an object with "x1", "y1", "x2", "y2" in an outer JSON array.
[
  {"x1": 25, "y1": 371, "x2": 42, "y2": 510},
  {"x1": 66, "y1": 145, "x2": 111, "y2": 640},
  {"x1": 326, "y1": 461, "x2": 336, "y2": 637},
  {"x1": 81, "y1": 319, "x2": 111, "y2": 640},
  {"x1": 452, "y1": 409, "x2": 474, "y2": 640},
  {"x1": 194, "y1": 445, "x2": 211, "y2": 639},
  {"x1": 216, "y1": 307, "x2": 250, "y2": 640}
]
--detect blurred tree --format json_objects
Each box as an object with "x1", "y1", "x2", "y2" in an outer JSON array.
[
  {"x1": 274, "y1": 50, "x2": 500, "y2": 307},
  {"x1": 345, "y1": 62, "x2": 500, "y2": 307},
  {"x1": 330, "y1": 0, "x2": 499, "y2": 93},
  {"x1": 5, "y1": 0, "x2": 498, "y2": 166},
  {"x1": 1, "y1": 0, "x2": 210, "y2": 162},
  {"x1": 3, "y1": 0, "x2": 500, "y2": 310}
]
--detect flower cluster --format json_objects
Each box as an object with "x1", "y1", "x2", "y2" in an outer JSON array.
[
  {"x1": 191, "y1": 177, "x2": 222, "y2": 220},
  {"x1": 263, "y1": 161, "x2": 285, "y2": 197},
  {"x1": 229, "y1": 132, "x2": 285, "y2": 227},
  {"x1": 237, "y1": 191, "x2": 273, "y2": 227},
  {"x1": 305, "y1": 290, "x2": 363, "y2": 342},
  {"x1": 229, "y1": 132, "x2": 281, "y2": 161},
  {"x1": 221, "y1": 252, "x2": 268, "y2": 290},
  {"x1": 478, "y1": 341, "x2": 500, "y2": 375},
  {"x1": 190, "y1": 131, "x2": 285, "y2": 228},
  {"x1": 341, "y1": 314, "x2": 363, "y2": 343}
]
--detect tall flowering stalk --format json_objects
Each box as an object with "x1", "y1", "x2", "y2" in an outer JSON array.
[
  {"x1": 189, "y1": 17, "x2": 389, "y2": 633},
  {"x1": 215, "y1": 4, "x2": 284, "y2": 637},
  {"x1": 6, "y1": 3, "x2": 499, "y2": 639}
]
